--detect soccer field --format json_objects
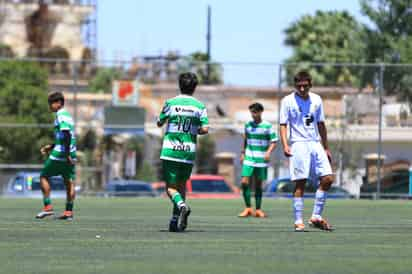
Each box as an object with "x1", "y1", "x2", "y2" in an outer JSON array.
[{"x1": 1, "y1": 198, "x2": 411, "y2": 274}]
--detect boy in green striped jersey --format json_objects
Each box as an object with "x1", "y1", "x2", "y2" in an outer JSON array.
[
  {"x1": 157, "y1": 72, "x2": 209, "y2": 232},
  {"x1": 238, "y1": 103, "x2": 277, "y2": 218},
  {"x1": 36, "y1": 92, "x2": 77, "y2": 220}
]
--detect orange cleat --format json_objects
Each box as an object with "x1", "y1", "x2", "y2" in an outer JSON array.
[
  {"x1": 238, "y1": 207, "x2": 254, "y2": 217},
  {"x1": 57, "y1": 211, "x2": 73, "y2": 221},
  {"x1": 35, "y1": 205, "x2": 54, "y2": 219},
  {"x1": 254, "y1": 209, "x2": 267, "y2": 218},
  {"x1": 294, "y1": 223, "x2": 305, "y2": 232},
  {"x1": 308, "y1": 218, "x2": 333, "y2": 231}
]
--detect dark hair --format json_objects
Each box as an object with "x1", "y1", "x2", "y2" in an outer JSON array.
[
  {"x1": 179, "y1": 72, "x2": 198, "y2": 95},
  {"x1": 249, "y1": 102, "x2": 264, "y2": 112},
  {"x1": 294, "y1": 71, "x2": 312, "y2": 85},
  {"x1": 48, "y1": 92, "x2": 65, "y2": 105}
]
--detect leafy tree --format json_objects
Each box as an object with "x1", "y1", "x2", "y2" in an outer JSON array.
[
  {"x1": 178, "y1": 51, "x2": 223, "y2": 85},
  {"x1": 361, "y1": 0, "x2": 412, "y2": 99},
  {"x1": 0, "y1": 61, "x2": 53, "y2": 163},
  {"x1": 88, "y1": 67, "x2": 122, "y2": 93},
  {"x1": 284, "y1": 11, "x2": 366, "y2": 86},
  {"x1": 196, "y1": 135, "x2": 217, "y2": 174}
]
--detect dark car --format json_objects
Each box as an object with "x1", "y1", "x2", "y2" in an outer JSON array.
[
  {"x1": 152, "y1": 175, "x2": 240, "y2": 199},
  {"x1": 265, "y1": 177, "x2": 352, "y2": 199},
  {"x1": 4, "y1": 171, "x2": 80, "y2": 198},
  {"x1": 104, "y1": 179, "x2": 157, "y2": 197}
]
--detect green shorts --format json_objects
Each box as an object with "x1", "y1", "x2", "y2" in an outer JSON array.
[
  {"x1": 162, "y1": 160, "x2": 193, "y2": 186},
  {"x1": 241, "y1": 165, "x2": 267, "y2": 181},
  {"x1": 40, "y1": 158, "x2": 76, "y2": 181}
]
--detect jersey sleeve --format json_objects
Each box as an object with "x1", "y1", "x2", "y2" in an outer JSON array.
[
  {"x1": 316, "y1": 98, "x2": 325, "y2": 122},
  {"x1": 279, "y1": 98, "x2": 289, "y2": 124},
  {"x1": 158, "y1": 101, "x2": 171, "y2": 124},
  {"x1": 269, "y1": 125, "x2": 278, "y2": 142},
  {"x1": 57, "y1": 115, "x2": 71, "y2": 131},
  {"x1": 200, "y1": 107, "x2": 209, "y2": 127}
]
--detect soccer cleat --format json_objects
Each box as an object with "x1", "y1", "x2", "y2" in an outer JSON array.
[
  {"x1": 294, "y1": 223, "x2": 305, "y2": 232},
  {"x1": 177, "y1": 205, "x2": 191, "y2": 232},
  {"x1": 254, "y1": 209, "x2": 267, "y2": 218},
  {"x1": 238, "y1": 207, "x2": 254, "y2": 217},
  {"x1": 308, "y1": 218, "x2": 333, "y2": 231},
  {"x1": 35, "y1": 205, "x2": 54, "y2": 219},
  {"x1": 57, "y1": 211, "x2": 73, "y2": 221},
  {"x1": 169, "y1": 217, "x2": 179, "y2": 232}
]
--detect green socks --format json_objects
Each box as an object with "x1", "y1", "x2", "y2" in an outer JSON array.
[
  {"x1": 255, "y1": 186, "x2": 263, "y2": 210},
  {"x1": 43, "y1": 197, "x2": 51, "y2": 207},
  {"x1": 65, "y1": 201, "x2": 74, "y2": 211},
  {"x1": 242, "y1": 184, "x2": 251, "y2": 207},
  {"x1": 171, "y1": 192, "x2": 185, "y2": 208}
]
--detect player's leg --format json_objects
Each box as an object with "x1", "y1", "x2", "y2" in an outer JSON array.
[
  {"x1": 176, "y1": 176, "x2": 191, "y2": 232},
  {"x1": 290, "y1": 142, "x2": 311, "y2": 231},
  {"x1": 163, "y1": 160, "x2": 191, "y2": 232},
  {"x1": 57, "y1": 162, "x2": 76, "y2": 220},
  {"x1": 309, "y1": 143, "x2": 334, "y2": 231},
  {"x1": 254, "y1": 167, "x2": 267, "y2": 218},
  {"x1": 238, "y1": 165, "x2": 253, "y2": 217},
  {"x1": 36, "y1": 159, "x2": 55, "y2": 219}
]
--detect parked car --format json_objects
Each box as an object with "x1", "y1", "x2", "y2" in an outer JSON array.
[
  {"x1": 104, "y1": 179, "x2": 157, "y2": 197},
  {"x1": 264, "y1": 177, "x2": 352, "y2": 199},
  {"x1": 152, "y1": 174, "x2": 240, "y2": 199},
  {"x1": 4, "y1": 171, "x2": 80, "y2": 198}
]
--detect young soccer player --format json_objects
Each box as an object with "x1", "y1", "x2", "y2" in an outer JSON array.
[
  {"x1": 36, "y1": 92, "x2": 77, "y2": 220},
  {"x1": 279, "y1": 71, "x2": 334, "y2": 232},
  {"x1": 157, "y1": 72, "x2": 209, "y2": 232},
  {"x1": 238, "y1": 103, "x2": 277, "y2": 218}
]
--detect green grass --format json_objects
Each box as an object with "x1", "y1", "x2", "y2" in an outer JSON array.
[{"x1": 1, "y1": 198, "x2": 412, "y2": 274}]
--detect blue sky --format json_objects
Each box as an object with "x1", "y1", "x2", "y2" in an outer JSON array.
[{"x1": 97, "y1": 0, "x2": 369, "y2": 85}]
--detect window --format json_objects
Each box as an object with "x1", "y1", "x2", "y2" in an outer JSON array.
[{"x1": 191, "y1": 180, "x2": 231, "y2": 193}]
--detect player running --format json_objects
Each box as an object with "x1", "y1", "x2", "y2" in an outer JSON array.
[
  {"x1": 238, "y1": 103, "x2": 277, "y2": 218},
  {"x1": 157, "y1": 72, "x2": 209, "y2": 232},
  {"x1": 279, "y1": 71, "x2": 334, "y2": 232},
  {"x1": 36, "y1": 92, "x2": 77, "y2": 220}
]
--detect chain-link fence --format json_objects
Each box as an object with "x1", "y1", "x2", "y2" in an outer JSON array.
[{"x1": 1, "y1": 57, "x2": 411, "y2": 198}]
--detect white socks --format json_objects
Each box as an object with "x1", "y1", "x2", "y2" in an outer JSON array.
[
  {"x1": 312, "y1": 190, "x2": 327, "y2": 219},
  {"x1": 293, "y1": 197, "x2": 304, "y2": 225}
]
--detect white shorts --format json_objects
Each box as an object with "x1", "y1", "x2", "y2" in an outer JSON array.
[{"x1": 289, "y1": 141, "x2": 332, "y2": 182}]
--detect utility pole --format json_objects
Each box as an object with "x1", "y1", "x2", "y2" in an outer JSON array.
[{"x1": 206, "y1": 5, "x2": 211, "y2": 84}]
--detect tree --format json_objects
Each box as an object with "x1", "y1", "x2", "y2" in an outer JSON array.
[
  {"x1": 178, "y1": 51, "x2": 223, "y2": 85},
  {"x1": 0, "y1": 61, "x2": 53, "y2": 163},
  {"x1": 284, "y1": 11, "x2": 366, "y2": 86},
  {"x1": 360, "y1": 0, "x2": 412, "y2": 99},
  {"x1": 196, "y1": 135, "x2": 217, "y2": 174},
  {"x1": 88, "y1": 67, "x2": 122, "y2": 93}
]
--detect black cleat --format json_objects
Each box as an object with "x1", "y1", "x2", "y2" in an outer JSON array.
[
  {"x1": 169, "y1": 217, "x2": 178, "y2": 232},
  {"x1": 177, "y1": 205, "x2": 191, "y2": 232}
]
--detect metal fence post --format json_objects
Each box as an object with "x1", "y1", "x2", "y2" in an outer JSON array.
[
  {"x1": 275, "y1": 64, "x2": 283, "y2": 179},
  {"x1": 377, "y1": 64, "x2": 384, "y2": 199},
  {"x1": 72, "y1": 62, "x2": 79, "y2": 134}
]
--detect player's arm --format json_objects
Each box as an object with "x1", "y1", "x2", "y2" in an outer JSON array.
[
  {"x1": 62, "y1": 130, "x2": 75, "y2": 165},
  {"x1": 40, "y1": 144, "x2": 54, "y2": 155},
  {"x1": 318, "y1": 121, "x2": 332, "y2": 162},
  {"x1": 198, "y1": 107, "x2": 209, "y2": 135},
  {"x1": 157, "y1": 102, "x2": 171, "y2": 127},
  {"x1": 280, "y1": 124, "x2": 292, "y2": 157},
  {"x1": 264, "y1": 126, "x2": 277, "y2": 161},
  {"x1": 240, "y1": 131, "x2": 247, "y2": 162}
]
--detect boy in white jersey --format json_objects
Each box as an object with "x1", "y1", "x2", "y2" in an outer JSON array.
[
  {"x1": 36, "y1": 92, "x2": 77, "y2": 220},
  {"x1": 279, "y1": 71, "x2": 334, "y2": 232},
  {"x1": 238, "y1": 103, "x2": 277, "y2": 218},
  {"x1": 157, "y1": 72, "x2": 209, "y2": 232}
]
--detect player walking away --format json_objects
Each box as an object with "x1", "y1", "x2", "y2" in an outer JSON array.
[
  {"x1": 36, "y1": 92, "x2": 77, "y2": 220},
  {"x1": 238, "y1": 103, "x2": 277, "y2": 218},
  {"x1": 157, "y1": 72, "x2": 209, "y2": 232},
  {"x1": 279, "y1": 71, "x2": 334, "y2": 232}
]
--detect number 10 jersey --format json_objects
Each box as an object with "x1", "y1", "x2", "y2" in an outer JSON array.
[{"x1": 158, "y1": 95, "x2": 209, "y2": 164}]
